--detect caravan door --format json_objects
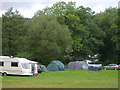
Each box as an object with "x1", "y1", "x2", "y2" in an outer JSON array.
[{"x1": 31, "y1": 64, "x2": 35, "y2": 74}]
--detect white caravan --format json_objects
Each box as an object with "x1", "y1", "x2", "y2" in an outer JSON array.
[{"x1": 0, "y1": 56, "x2": 38, "y2": 76}]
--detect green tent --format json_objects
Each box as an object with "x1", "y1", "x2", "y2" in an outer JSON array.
[
  {"x1": 41, "y1": 65, "x2": 48, "y2": 72},
  {"x1": 47, "y1": 60, "x2": 65, "y2": 71}
]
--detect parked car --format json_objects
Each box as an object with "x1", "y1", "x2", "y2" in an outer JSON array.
[
  {"x1": 85, "y1": 60, "x2": 102, "y2": 71},
  {"x1": 37, "y1": 65, "x2": 42, "y2": 73},
  {"x1": 103, "y1": 64, "x2": 118, "y2": 70},
  {"x1": 118, "y1": 64, "x2": 120, "y2": 70}
]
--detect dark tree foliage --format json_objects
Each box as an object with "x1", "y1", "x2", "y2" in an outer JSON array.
[
  {"x1": 24, "y1": 15, "x2": 72, "y2": 64},
  {"x1": 2, "y1": 8, "x2": 25, "y2": 56},
  {"x1": 2, "y1": 3, "x2": 119, "y2": 65},
  {"x1": 94, "y1": 8, "x2": 119, "y2": 64},
  {"x1": 35, "y1": 2, "x2": 104, "y2": 61}
]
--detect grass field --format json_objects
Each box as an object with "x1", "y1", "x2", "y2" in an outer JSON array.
[{"x1": 1, "y1": 70, "x2": 119, "y2": 88}]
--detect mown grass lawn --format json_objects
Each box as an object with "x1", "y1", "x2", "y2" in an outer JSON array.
[{"x1": 1, "y1": 70, "x2": 118, "y2": 88}]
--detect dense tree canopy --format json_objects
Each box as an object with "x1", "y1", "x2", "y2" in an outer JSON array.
[
  {"x1": 2, "y1": 8, "x2": 25, "y2": 56},
  {"x1": 25, "y1": 15, "x2": 72, "y2": 64},
  {"x1": 35, "y1": 2, "x2": 105, "y2": 61},
  {"x1": 94, "y1": 8, "x2": 119, "y2": 64},
  {"x1": 1, "y1": 2, "x2": 119, "y2": 65}
]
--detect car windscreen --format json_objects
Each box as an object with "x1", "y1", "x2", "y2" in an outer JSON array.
[{"x1": 21, "y1": 63, "x2": 30, "y2": 69}]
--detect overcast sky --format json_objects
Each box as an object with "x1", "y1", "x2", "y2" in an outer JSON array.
[{"x1": 0, "y1": 0, "x2": 119, "y2": 18}]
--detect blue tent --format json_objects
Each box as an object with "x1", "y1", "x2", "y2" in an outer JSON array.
[
  {"x1": 47, "y1": 60, "x2": 65, "y2": 71},
  {"x1": 41, "y1": 65, "x2": 48, "y2": 72}
]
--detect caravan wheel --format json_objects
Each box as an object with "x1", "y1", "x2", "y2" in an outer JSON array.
[{"x1": 2, "y1": 72, "x2": 7, "y2": 76}]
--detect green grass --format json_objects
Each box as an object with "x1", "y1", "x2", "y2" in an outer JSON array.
[{"x1": 2, "y1": 70, "x2": 118, "y2": 88}]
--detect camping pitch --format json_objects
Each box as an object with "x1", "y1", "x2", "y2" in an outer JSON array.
[
  {"x1": 67, "y1": 61, "x2": 88, "y2": 70},
  {"x1": 47, "y1": 60, "x2": 65, "y2": 71},
  {"x1": 67, "y1": 60, "x2": 102, "y2": 71}
]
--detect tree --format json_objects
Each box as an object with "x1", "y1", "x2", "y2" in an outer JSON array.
[
  {"x1": 94, "y1": 8, "x2": 119, "y2": 64},
  {"x1": 35, "y1": 2, "x2": 104, "y2": 61},
  {"x1": 2, "y1": 8, "x2": 25, "y2": 56},
  {"x1": 26, "y1": 15, "x2": 72, "y2": 64}
]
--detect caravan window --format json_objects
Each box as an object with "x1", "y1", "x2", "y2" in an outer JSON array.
[
  {"x1": 21, "y1": 63, "x2": 30, "y2": 69},
  {"x1": 11, "y1": 62, "x2": 18, "y2": 67},
  {"x1": 0, "y1": 62, "x2": 4, "y2": 66}
]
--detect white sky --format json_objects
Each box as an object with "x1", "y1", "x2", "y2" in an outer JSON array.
[{"x1": 0, "y1": 0, "x2": 119, "y2": 18}]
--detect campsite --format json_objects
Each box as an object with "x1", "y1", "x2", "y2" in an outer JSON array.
[
  {"x1": 1, "y1": 70, "x2": 118, "y2": 88},
  {"x1": 0, "y1": 57, "x2": 119, "y2": 88},
  {"x1": 1, "y1": 59, "x2": 119, "y2": 88},
  {"x1": 1, "y1": 0, "x2": 119, "y2": 89}
]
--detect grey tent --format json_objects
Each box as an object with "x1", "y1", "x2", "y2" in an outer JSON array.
[
  {"x1": 67, "y1": 62, "x2": 76, "y2": 69},
  {"x1": 67, "y1": 61, "x2": 88, "y2": 70},
  {"x1": 47, "y1": 60, "x2": 65, "y2": 71},
  {"x1": 41, "y1": 65, "x2": 48, "y2": 72}
]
